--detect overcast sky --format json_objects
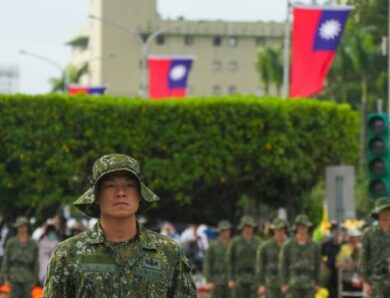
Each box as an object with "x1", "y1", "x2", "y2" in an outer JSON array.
[{"x1": 0, "y1": 0, "x2": 323, "y2": 94}]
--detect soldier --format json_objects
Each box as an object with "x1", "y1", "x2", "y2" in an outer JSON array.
[
  {"x1": 1, "y1": 216, "x2": 39, "y2": 298},
  {"x1": 256, "y1": 218, "x2": 288, "y2": 298},
  {"x1": 279, "y1": 214, "x2": 321, "y2": 298},
  {"x1": 203, "y1": 220, "x2": 232, "y2": 298},
  {"x1": 226, "y1": 215, "x2": 261, "y2": 298},
  {"x1": 359, "y1": 197, "x2": 390, "y2": 298},
  {"x1": 43, "y1": 154, "x2": 197, "y2": 297}
]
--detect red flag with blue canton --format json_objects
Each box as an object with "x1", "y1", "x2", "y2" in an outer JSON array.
[
  {"x1": 148, "y1": 56, "x2": 194, "y2": 100},
  {"x1": 290, "y1": 6, "x2": 352, "y2": 98},
  {"x1": 68, "y1": 85, "x2": 107, "y2": 95}
]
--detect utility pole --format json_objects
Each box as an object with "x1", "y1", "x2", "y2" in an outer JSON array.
[{"x1": 19, "y1": 50, "x2": 69, "y2": 93}]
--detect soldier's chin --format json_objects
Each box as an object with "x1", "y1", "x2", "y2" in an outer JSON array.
[{"x1": 106, "y1": 210, "x2": 135, "y2": 218}]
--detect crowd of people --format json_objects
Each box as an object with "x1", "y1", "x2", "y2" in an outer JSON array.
[
  {"x1": 0, "y1": 210, "x2": 368, "y2": 298},
  {"x1": 0, "y1": 213, "x2": 91, "y2": 298},
  {"x1": 0, "y1": 153, "x2": 389, "y2": 298},
  {"x1": 168, "y1": 214, "x2": 364, "y2": 298}
]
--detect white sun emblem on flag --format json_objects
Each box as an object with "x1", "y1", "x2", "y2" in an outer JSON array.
[
  {"x1": 170, "y1": 65, "x2": 187, "y2": 81},
  {"x1": 319, "y1": 19, "x2": 342, "y2": 40}
]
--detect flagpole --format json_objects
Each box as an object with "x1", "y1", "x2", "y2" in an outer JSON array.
[{"x1": 282, "y1": 0, "x2": 291, "y2": 98}]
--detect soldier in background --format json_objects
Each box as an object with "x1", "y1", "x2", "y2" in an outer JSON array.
[
  {"x1": 279, "y1": 214, "x2": 321, "y2": 298},
  {"x1": 226, "y1": 215, "x2": 261, "y2": 298},
  {"x1": 359, "y1": 197, "x2": 390, "y2": 298},
  {"x1": 43, "y1": 154, "x2": 196, "y2": 297},
  {"x1": 256, "y1": 218, "x2": 288, "y2": 298},
  {"x1": 1, "y1": 216, "x2": 39, "y2": 298},
  {"x1": 203, "y1": 220, "x2": 232, "y2": 298}
]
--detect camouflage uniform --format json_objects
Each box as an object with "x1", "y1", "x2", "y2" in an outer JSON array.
[
  {"x1": 256, "y1": 218, "x2": 287, "y2": 298},
  {"x1": 226, "y1": 215, "x2": 261, "y2": 298},
  {"x1": 279, "y1": 215, "x2": 320, "y2": 298},
  {"x1": 43, "y1": 154, "x2": 196, "y2": 298},
  {"x1": 44, "y1": 221, "x2": 195, "y2": 297},
  {"x1": 1, "y1": 217, "x2": 39, "y2": 298},
  {"x1": 359, "y1": 198, "x2": 390, "y2": 298},
  {"x1": 203, "y1": 220, "x2": 232, "y2": 298}
]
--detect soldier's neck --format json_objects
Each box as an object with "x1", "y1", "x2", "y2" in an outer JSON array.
[
  {"x1": 296, "y1": 234, "x2": 308, "y2": 245},
  {"x1": 379, "y1": 222, "x2": 390, "y2": 233},
  {"x1": 275, "y1": 237, "x2": 285, "y2": 246},
  {"x1": 100, "y1": 216, "x2": 138, "y2": 242},
  {"x1": 17, "y1": 233, "x2": 29, "y2": 243},
  {"x1": 220, "y1": 237, "x2": 230, "y2": 245}
]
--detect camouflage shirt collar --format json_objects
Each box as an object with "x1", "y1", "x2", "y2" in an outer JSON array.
[{"x1": 85, "y1": 221, "x2": 157, "y2": 250}]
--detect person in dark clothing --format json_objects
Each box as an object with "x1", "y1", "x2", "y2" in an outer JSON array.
[{"x1": 321, "y1": 222, "x2": 341, "y2": 298}]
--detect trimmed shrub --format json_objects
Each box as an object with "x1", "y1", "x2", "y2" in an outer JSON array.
[{"x1": 0, "y1": 94, "x2": 359, "y2": 223}]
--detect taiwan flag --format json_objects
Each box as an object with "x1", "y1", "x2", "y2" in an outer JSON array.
[
  {"x1": 148, "y1": 56, "x2": 194, "y2": 100},
  {"x1": 290, "y1": 6, "x2": 353, "y2": 98},
  {"x1": 68, "y1": 85, "x2": 107, "y2": 95}
]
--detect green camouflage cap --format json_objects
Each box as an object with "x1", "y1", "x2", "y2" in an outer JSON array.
[
  {"x1": 270, "y1": 218, "x2": 288, "y2": 230},
  {"x1": 13, "y1": 216, "x2": 29, "y2": 228},
  {"x1": 216, "y1": 220, "x2": 232, "y2": 233},
  {"x1": 293, "y1": 214, "x2": 313, "y2": 231},
  {"x1": 73, "y1": 154, "x2": 160, "y2": 217},
  {"x1": 237, "y1": 215, "x2": 256, "y2": 230},
  {"x1": 371, "y1": 197, "x2": 390, "y2": 219}
]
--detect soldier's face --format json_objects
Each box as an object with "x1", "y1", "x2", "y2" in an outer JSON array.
[
  {"x1": 17, "y1": 224, "x2": 28, "y2": 234},
  {"x1": 296, "y1": 224, "x2": 309, "y2": 237},
  {"x1": 274, "y1": 228, "x2": 286, "y2": 241},
  {"x1": 219, "y1": 229, "x2": 231, "y2": 240},
  {"x1": 97, "y1": 173, "x2": 140, "y2": 219},
  {"x1": 378, "y1": 208, "x2": 390, "y2": 224},
  {"x1": 242, "y1": 226, "x2": 254, "y2": 237}
]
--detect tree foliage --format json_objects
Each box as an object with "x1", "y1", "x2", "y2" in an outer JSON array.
[
  {"x1": 0, "y1": 95, "x2": 359, "y2": 224},
  {"x1": 255, "y1": 46, "x2": 283, "y2": 95},
  {"x1": 49, "y1": 63, "x2": 88, "y2": 93}
]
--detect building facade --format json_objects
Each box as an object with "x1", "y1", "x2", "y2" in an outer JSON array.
[
  {"x1": 0, "y1": 65, "x2": 19, "y2": 94},
  {"x1": 70, "y1": 0, "x2": 284, "y2": 97}
]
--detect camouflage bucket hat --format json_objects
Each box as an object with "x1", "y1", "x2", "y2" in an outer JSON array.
[
  {"x1": 237, "y1": 215, "x2": 256, "y2": 230},
  {"x1": 73, "y1": 154, "x2": 160, "y2": 218},
  {"x1": 270, "y1": 218, "x2": 288, "y2": 230},
  {"x1": 13, "y1": 216, "x2": 29, "y2": 228},
  {"x1": 216, "y1": 220, "x2": 232, "y2": 233},
  {"x1": 294, "y1": 214, "x2": 312, "y2": 228},
  {"x1": 371, "y1": 197, "x2": 390, "y2": 219}
]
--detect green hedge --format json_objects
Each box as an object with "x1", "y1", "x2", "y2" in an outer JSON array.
[{"x1": 0, "y1": 94, "x2": 359, "y2": 223}]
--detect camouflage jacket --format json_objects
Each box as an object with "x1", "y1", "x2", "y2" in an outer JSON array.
[
  {"x1": 256, "y1": 238, "x2": 285, "y2": 288},
  {"x1": 43, "y1": 222, "x2": 196, "y2": 298},
  {"x1": 203, "y1": 239, "x2": 229, "y2": 285},
  {"x1": 1, "y1": 236, "x2": 39, "y2": 284},
  {"x1": 279, "y1": 238, "x2": 321, "y2": 289},
  {"x1": 359, "y1": 224, "x2": 390, "y2": 282},
  {"x1": 226, "y1": 235, "x2": 261, "y2": 283}
]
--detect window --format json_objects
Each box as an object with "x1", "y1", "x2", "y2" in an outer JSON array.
[
  {"x1": 228, "y1": 61, "x2": 238, "y2": 72},
  {"x1": 184, "y1": 35, "x2": 194, "y2": 46},
  {"x1": 212, "y1": 60, "x2": 222, "y2": 72},
  {"x1": 228, "y1": 86, "x2": 237, "y2": 95},
  {"x1": 213, "y1": 36, "x2": 222, "y2": 46},
  {"x1": 256, "y1": 37, "x2": 266, "y2": 46},
  {"x1": 156, "y1": 34, "x2": 165, "y2": 45},
  {"x1": 212, "y1": 86, "x2": 221, "y2": 95},
  {"x1": 228, "y1": 36, "x2": 238, "y2": 47}
]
